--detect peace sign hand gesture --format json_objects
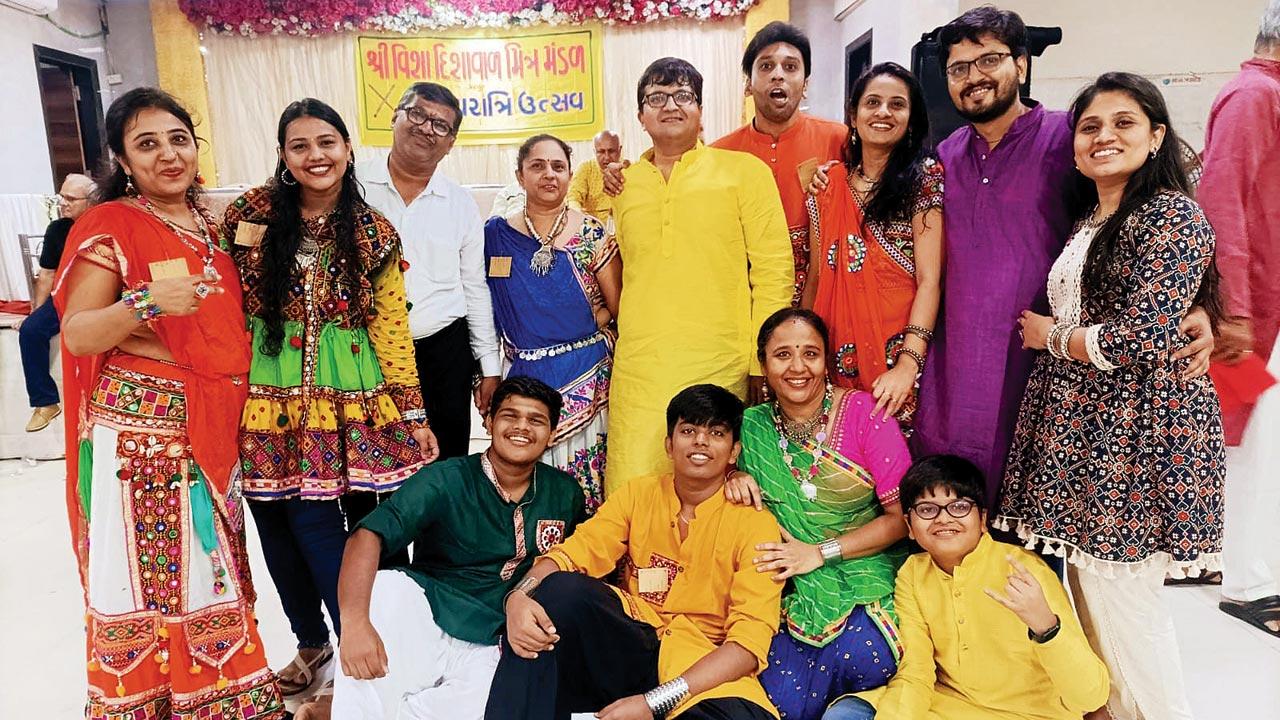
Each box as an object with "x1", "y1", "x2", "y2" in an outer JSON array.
[{"x1": 984, "y1": 554, "x2": 1059, "y2": 636}]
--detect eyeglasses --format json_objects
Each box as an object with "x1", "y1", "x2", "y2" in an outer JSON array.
[
  {"x1": 944, "y1": 51, "x2": 1013, "y2": 81},
  {"x1": 399, "y1": 105, "x2": 455, "y2": 137},
  {"x1": 643, "y1": 90, "x2": 698, "y2": 109},
  {"x1": 58, "y1": 193, "x2": 88, "y2": 203},
  {"x1": 909, "y1": 499, "x2": 976, "y2": 520}
]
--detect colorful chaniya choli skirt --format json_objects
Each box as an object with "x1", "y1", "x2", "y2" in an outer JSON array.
[
  {"x1": 82, "y1": 357, "x2": 283, "y2": 719},
  {"x1": 239, "y1": 317, "x2": 423, "y2": 500}
]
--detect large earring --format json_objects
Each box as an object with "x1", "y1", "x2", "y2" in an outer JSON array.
[
  {"x1": 1149, "y1": 146, "x2": 1158, "y2": 160},
  {"x1": 124, "y1": 175, "x2": 137, "y2": 196},
  {"x1": 280, "y1": 169, "x2": 298, "y2": 186},
  {"x1": 194, "y1": 172, "x2": 206, "y2": 186}
]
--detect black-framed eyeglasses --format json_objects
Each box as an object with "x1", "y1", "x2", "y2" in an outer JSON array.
[
  {"x1": 945, "y1": 51, "x2": 1013, "y2": 81},
  {"x1": 643, "y1": 90, "x2": 698, "y2": 109},
  {"x1": 909, "y1": 499, "x2": 976, "y2": 520},
  {"x1": 399, "y1": 105, "x2": 455, "y2": 137}
]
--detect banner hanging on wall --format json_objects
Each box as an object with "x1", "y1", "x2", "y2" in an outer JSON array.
[{"x1": 356, "y1": 25, "x2": 604, "y2": 146}]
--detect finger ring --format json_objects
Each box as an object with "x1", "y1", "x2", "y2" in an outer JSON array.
[{"x1": 194, "y1": 283, "x2": 211, "y2": 299}]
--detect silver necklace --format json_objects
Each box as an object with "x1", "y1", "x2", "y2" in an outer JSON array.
[
  {"x1": 854, "y1": 164, "x2": 880, "y2": 185},
  {"x1": 523, "y1": 205, "x2": 569, "y2": 276}
]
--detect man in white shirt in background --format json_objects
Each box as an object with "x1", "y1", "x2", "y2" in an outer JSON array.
[{"x1": 358, "y1": 82, "x2": 502, "y2": 460}]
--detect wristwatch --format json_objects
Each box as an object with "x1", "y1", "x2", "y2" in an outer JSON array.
[{"x1": 1028, "y1": 615, "x2": 1062, "y2": 644}]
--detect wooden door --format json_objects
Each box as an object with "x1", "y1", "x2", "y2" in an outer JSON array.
[{"x1": 38, "y1": 64, "x2": 87, "y2": 187}]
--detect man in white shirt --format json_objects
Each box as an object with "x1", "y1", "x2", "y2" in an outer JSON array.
[{"x1": 358, "y1": 82, "x2": 502, "y2": 460}]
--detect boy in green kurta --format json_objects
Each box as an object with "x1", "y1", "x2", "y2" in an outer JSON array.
[{"x1": 321, "y1": 376, "x2": 588, "y2": 720}]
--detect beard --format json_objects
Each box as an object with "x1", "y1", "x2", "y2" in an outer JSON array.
[{"x1": 955, "y1": 77, "x2": 1020, "y2": 123}]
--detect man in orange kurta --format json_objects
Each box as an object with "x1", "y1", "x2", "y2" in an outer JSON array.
[{"x1": 713, "y1": 21, "x2": 848, "y2": 304}]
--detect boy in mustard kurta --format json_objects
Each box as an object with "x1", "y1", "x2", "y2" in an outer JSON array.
[
  {"x1": 485, "y1": 384, "x2": 783, "y2": 720},
  {"x1": 859, "y1": 455, "x2": 1108, "y2": 720}
]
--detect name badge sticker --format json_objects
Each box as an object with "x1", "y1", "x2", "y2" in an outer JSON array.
[
  {"x1": 489, "y1": 256, "x2": 513, "y2": 278},
  {"x1": 148, "y1": 258, "x2": 189, "y2": 280},
  {"x1": 234, "y1": 221, "x2": 266, "y2": 247},
  {"x1": 638, "y1": 566, "x2": 669, "y2": 594}
]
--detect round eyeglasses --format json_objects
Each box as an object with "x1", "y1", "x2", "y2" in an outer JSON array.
[{"x1": 909, "y1": 499, "x2": 976, "y2": 520}]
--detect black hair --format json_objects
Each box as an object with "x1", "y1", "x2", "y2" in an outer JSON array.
[
  {"x1": 844, "y1": 62, "x2": 935, "y2": 227},
  {"x1": 665, "y1": 384, "x2": 744, "y2": 441},
  {"x1": 756, "y1": 307, "x2": 830, "y2": 363},
  {"x1": 938, "y1": 5, "x2": 1028, "y2": 65},
  {"x1": 1067, "y1": 72, "x2": 1223, "y2": 325},
  {"x1": 636, "y1": 57, "x2": 704, "y2": 111},
  {"x1": 899, "y1": 455, "x2": 987, "y2": 510},
  {"x1": 488, "y1": 376, "x2": 564, "y2": 431},
  {"x1": 741, "y1": 21, "x2": 812, "y2": 78},
  {"x1": 96, "y1": 87, "x2": 203, "y2": 204},
  {"x1": 398, "y1": 82, "x2": 464, "y2": 133},
  {"x1": 515, "y1": 134, "x2": 573, "y2": 173},
  {"x1": 258, "y1": 98, "x2": 366, "y2": 356}
]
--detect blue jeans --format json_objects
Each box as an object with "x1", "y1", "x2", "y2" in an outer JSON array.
[
  {"x1": 248, "y1": 498, "x2": 348, "y2": 648},
  {"x1": 823, "y1": 696, "x2": 876, "y2": 720},
  {"x1": 18, "y1": 300, "x2": 60, "y2": 407}
]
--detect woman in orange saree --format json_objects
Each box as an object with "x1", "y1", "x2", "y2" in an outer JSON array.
[
  {"x1": 55, "y1": 88, "x2": 282, "y2": 719},
  {"x1": 803, "y1": 62, "x2": 944, "y2": 428}
]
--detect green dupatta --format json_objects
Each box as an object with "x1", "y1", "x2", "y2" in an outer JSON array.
[{"x1": 739, "y1": 400, "x2": 907, "y2": 646}]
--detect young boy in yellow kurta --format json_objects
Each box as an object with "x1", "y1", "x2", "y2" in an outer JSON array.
[
  {"x1": 858, "y1": 455, "x2": 1109, "y2": 720},
  {"x1": 485, "y1": 384, "x2": 784, "y2": 720}
]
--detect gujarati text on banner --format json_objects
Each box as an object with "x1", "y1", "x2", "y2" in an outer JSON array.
[{"x1": 356, "y1": 26, "x2": 604, "y2": 146}]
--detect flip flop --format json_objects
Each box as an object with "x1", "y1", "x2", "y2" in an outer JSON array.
[
  {"x1": 1164, "y1": 570, "x2": 1222, "y2": 586},
  {"x1": 1219, "y1": 595, "x2": 1280, "y2": 638},
  {"x1": 277, "y1": 645, "x2": 334, "y2": 697}
]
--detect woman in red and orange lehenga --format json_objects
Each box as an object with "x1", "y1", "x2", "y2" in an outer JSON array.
[{"x1": 55, "y1": 88, "x2": 283, "y2": 719}]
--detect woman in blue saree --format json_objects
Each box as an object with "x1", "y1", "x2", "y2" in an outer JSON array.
[{"x1": 483, "y1": 134, "x2": 621, "y2": 511}]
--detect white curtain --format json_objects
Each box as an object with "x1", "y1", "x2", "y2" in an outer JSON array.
[
  {"x1": 202, "y1": 19, "x2": 746, "y2": 188},
  {"x1": 0, "y1": 194, "x2": 57, "y2": 303}
]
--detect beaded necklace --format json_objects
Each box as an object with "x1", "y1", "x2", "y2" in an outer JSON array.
[
  {"x1": 135, "y1": 195, "x2": 218, "y2": 276},
  {"x1": 771, "y1": 383, "x2": 833, "y2": 502},
  {"x1": 524, "y1": 204, "x2": 569, "y2": 276}
]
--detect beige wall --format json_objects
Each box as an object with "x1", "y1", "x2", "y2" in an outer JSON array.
[{"x1": 958, "y1": 0, "x2": 1266, "y2": 149}]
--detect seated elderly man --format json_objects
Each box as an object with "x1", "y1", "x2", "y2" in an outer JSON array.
[
  {"x1": 319, "y1": 376, "x2": 589, "y2": 720},
  {"x1": 485, "y1": 384, "x2": 783, "y2": 720}
]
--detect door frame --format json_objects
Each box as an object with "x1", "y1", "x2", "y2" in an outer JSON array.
[{"x1": 33, "y1": 44, "x2": 105, "y2": 188}]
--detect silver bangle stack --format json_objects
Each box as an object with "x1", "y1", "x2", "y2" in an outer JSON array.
[
  {"x1": 401, "y1": 408, "x2": 427, "y2": 423},
  {"x1": 818, "y1": 538, "x2": 843, "y2": 566},
  {"x1": 1047, "y1": 322, "x2": 1078, "y2": 361},
  {"x1": 644, "y1": 676, "x2": 690, "y2": 717}
]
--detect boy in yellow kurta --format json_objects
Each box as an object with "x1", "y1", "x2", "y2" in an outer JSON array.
[
  {"x1": 606, "y1": 57, "x2": 794, "y2": 492},
  {"x1": 485, "y1": 384, "x2": 783, "y2": 720},
  {"x1": 854, "y1": 455, "x2": 1108, "y2": 720}
]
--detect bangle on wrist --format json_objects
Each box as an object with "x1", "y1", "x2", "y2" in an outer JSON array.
[
  {"x1": 896, "y1": 347, "x2": 926, "y2": 373},
  {"x1": 401, "y1": 408, "x2": 427, "y2": 424},
  {"x1": 818, "y1": 538, "x2": 843, "y2": 566},
  {"x1": 121, "y1": 284, "x2": 162, "y2": 323},
  {"x1": 503, "y1": 574, "x2": 540, "y2": 610},
  {"x1": 644, "y1": 676, "x2": 690, "y2": 717},
  {"x1": 904, "y1": 324, "x2": 934, "y2": 343}
]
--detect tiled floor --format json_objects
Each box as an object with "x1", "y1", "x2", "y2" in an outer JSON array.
[{"x1": 3, "y1": 456, "x2": 1279, "y2": 718}]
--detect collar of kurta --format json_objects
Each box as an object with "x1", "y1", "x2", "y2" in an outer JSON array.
[
  {"x1": 929, "y1": 532, "x2": 997, "y2": 580},
  {"x1": 639, "y1": 140, "x2": 707, "y2": 170},
  {"x1": 1243, "y1": 56, "x2": 1280, "y2": 79},
  {"x1": 963, "y1": 99, "x2": 1045, "y2": 152},
  {"x1": 661, "y1": 472, "x2": 728, "y2": 521},
  {"x1": 479, "y1": 451, "x2": 539, "y2": 507},
  {"x1": 746, "y1": 112, "x2": 816, "y2": 144}
]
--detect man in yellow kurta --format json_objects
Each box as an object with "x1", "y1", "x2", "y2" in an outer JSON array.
[
  {"x1": 862, "y1": 455, "x2": 1109, "y2": 720},
  {"x1": 607, "y1": 57, "x2": 793, "y2": 492},
  {"x1": 485, "y1": 384, "x2": 783, "y2": 720},
  {"x1": 566, "y1": 129, "x2": 624, "y2": 225}
]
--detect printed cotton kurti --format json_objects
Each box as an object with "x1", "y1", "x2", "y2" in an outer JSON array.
[
  {"x1": 877, "y1": 535, "x2": 1109, "y2": 720},
  {"x1": 543, "y1": 473, "x2": 783, "y2": 718},
  {"x1": 715, "y1": 114, "x2": 849, "y2": 304},
  {"x1": 998, "y1": 193, "x2": 1224, "y2": 577},
  {"x1": 912, "y1": 103, "x2": 1074, "y2": 508},
  {"x1": 225, "y1": 186, "x2": 425, "y2": 500},
  {"x1": 606, "y1": 143, "x2": 793, "y2": 490}
]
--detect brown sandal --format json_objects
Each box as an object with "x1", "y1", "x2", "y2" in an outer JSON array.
[{"x1": 276, "y1": 645, "x2": 333, "y2": 697}]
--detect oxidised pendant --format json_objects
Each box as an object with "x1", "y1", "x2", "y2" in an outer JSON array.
[{"x1": 530, "y1": 244, "x2": 555, "y2": 276}]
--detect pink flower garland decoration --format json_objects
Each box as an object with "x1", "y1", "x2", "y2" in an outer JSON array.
[{"x1": 179, "y1": 0, "x2": 758, "y2": 35}]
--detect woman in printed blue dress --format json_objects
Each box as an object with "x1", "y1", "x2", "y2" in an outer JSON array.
[
  {"x1": 998, "y1": 72, "x2": 1223, "y2": 720},
  {"x1": 483, "y1": 134, "x2": 621, "y2": 511}
]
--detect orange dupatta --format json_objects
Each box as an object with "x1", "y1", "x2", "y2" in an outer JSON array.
[
  {"x1": 52, "y1": 200, "x2": 251, "y2": 587},
  {"x1": 810, "y1": 164, "x2": 917, "y2": 391}
]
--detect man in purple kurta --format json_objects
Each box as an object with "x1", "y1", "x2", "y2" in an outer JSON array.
[{"x1": 911, "y1": 9, "x2": 1074, "y2": 508}]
